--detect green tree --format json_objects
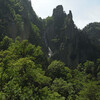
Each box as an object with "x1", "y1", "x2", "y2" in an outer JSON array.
[
  {"x1": 51, "y1": 78, "x2": 74, "y2": 99},
  {"x1": 47, "y1": 60, "x2": 71, "y2": 80},
  {"x1": 0, "y1": 36, "x2": 13, "y2": 50},
  {"x1": 77, "y1": 81, "x2": 100, "y2": 100}
]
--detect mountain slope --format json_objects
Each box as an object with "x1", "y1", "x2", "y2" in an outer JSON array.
[
  {"x1": 83, "y1": 22, "x2": 100, "y2": 47},
  {"x1": 0, "y1": 1, "x2": 100, "y2": 66},
  {"x1": 43, "y1": 5, "x2": 100, "y2": 67},
  {"x1": 0, "y1": 0, "x2": 43, "y2": 46}
]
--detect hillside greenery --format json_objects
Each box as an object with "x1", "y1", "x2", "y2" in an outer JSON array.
[
  {"x1": 0, "y1": 0, "x2": 43, "y2": 46},
  {"x1": 0, "y1": 0, "x2": 100, "y2": 99},
  {"x1": 0, "y1": 36, "x2": 100, "y2": 100}
]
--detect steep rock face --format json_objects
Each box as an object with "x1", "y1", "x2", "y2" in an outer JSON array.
[
  {"x1": 0, "y1": 0, "x2": 43, "y2": 46},
  {"x1": 44, "y1": 5, "x2": 99, "y2": 67},
  {"x1": 0, "y1": 1, "x2": 100, "y2": 67}
]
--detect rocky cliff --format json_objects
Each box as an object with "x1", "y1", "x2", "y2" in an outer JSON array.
[
  {"x1": 0, "y1": 1, "x2": 100, "y2": 67},
  {"x1": 0, "y1": 0, "x2": 43, "y2": 46},
  {"x1": 43, "y1": 5, "x2": 100, "y2": 67}
]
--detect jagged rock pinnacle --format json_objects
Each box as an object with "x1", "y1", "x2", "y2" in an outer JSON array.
[
  {"x1": 28, "y1": 0, "x2": 31, "y2": 4},
  {"x1": 53, "y1": 5, "x2": 64, "y2": 17},
  {"x1": 68, "y1": 10, "x2": 73, "y2": 19}
]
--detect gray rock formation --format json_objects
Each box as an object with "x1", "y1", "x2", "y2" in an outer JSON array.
[{"x1": 43, "y1": 5, "x2": 98, "y2": 67}]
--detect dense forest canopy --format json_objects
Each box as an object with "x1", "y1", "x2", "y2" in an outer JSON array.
[
  {"x1": 0, "y1": 0, "x2": 100, "y2": 99},
  {"x1": 0, "y1": 36, "x2": 100, "y2": 100}
]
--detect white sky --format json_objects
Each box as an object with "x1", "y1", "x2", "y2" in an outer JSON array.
[{"x1": 31, "y1": 0, "x2": 100, "y2": 29}]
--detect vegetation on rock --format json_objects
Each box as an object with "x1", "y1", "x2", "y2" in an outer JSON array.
[{"x1": 0, "y1": 0, "x2": 100, "y2": 99}]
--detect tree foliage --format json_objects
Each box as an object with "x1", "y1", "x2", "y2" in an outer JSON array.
[{"x1": 0, "y1": 36, "x2": 99, "y2": 99}]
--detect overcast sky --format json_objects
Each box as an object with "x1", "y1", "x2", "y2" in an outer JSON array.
[{"x1": 31, "y1": 0, "x2": 100, "y2": 29}]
